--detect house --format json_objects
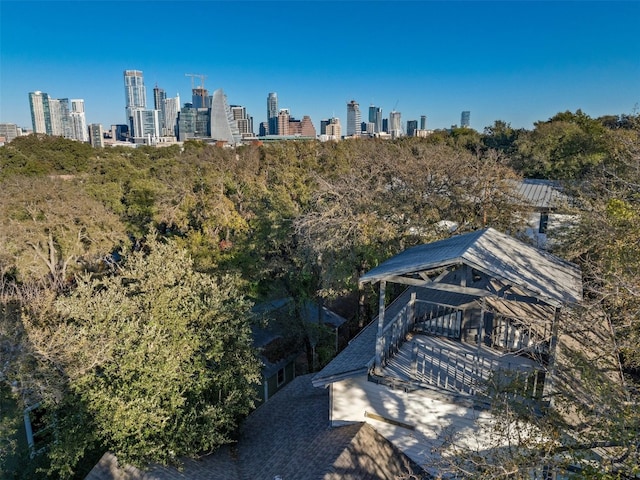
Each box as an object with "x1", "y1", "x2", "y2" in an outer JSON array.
[
  {"x1": 251, "y1": 298, "x2": 299, "y2": 405},
  {"x1": 85, "y1": 228, "x2": 625, "y2": 478},
  {"x1": 252, "y1": 297, "x2": 348, "y2": 405},
  {"x1": 311, "y1": 227, "x2": 604, "y2": 476},
  {"x1": 85, "y1": 375, "x2": 426, "y2": 480},
  {"x1": 511, "y1": 178, "x2": 578, "y2": 250}
]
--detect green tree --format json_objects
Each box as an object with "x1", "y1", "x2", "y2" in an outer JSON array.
[
  {"x1": 0, "y1": 176, "x2": 127, "y2": 285},
  {"x1": 482, "y1": 120, "x2": 524, "y2": 155},
  {"x1": 558, "y1": 115, "x2": 640, "y2": 372},
  {"x1": 514, "y1": 110, "x2": 610, "y2": 180},
  {"x1": 17, "y1": 238, "x2": 260, "y2": 476}
]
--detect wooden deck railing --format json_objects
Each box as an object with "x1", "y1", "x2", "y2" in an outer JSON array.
[
  {"x1": 377, "y1": 289, "x2": 417, "y2": 366},
  {"x1": 411, "y1": 342, "x2": 544, "y2": 398}
]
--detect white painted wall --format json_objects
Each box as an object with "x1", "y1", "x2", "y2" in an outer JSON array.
[{"x1": 330, "y1": 375, "x2": 548, "y2": 474}]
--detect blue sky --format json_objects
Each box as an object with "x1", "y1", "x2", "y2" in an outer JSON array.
[{"x1": 1, "y1": 1, "x2": 639, "y2": 132}]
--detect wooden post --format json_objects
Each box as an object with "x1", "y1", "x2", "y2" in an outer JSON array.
[
  {"x1": 374, "y1": 280, "x2": 387, "y2": 374},
  {"x1": 476, "y1": 299, "x2": 486, "y2": 375},
  {"x1": 542, "y1": 307, "x2": 561, "y2": 406},
  {"x1": 411, "y1": 341, "x2": 418, "y2": 375},
  {"x1": 409, "y1": 289, "x2": 417, "y2": 329}
]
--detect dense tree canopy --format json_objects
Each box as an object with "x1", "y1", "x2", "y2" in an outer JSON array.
[
  {"x1": 9, "y1": 238, "x2": 260, "y2": 477},
  {"x1": 0, "y1": 112, "x2": 639, "y2": 478}
]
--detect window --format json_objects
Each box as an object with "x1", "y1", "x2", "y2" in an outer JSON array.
[
  {"x1": 539, "y1": 213, "x2": 549, "y2": 234},
  {"x1": 277, "y1": 368, "x2": 285, "y2": 386}
]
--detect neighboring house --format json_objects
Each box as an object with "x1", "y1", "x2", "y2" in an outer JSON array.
[
  {"x1": 252, "y1": 298, "x2": 299, "y2": 405},
  {"x1": 432, "y1": 178, "x2": 578, "y2": 251},
  {"x1": 252, "y1": 298, "x2": 348, "y2": 405},
  {"x1": 511, "y1": 178, "x2": 578, "y2": 250},
  {"x1": 312, "y1": 227, "x2": 597, "y2": 476}
]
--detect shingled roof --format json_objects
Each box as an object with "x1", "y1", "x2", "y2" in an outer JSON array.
[{"x1": 85, "y1": 375, "x2": 425, "y2": 480}]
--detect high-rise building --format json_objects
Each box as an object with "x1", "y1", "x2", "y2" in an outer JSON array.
[
  {"x1": 277, "y1": 108, "x2": 290, "y2": 136},
  {"x1": 191, "y1": 87, "x2": 210, "y2": 109},
  {"x1": 461, "y1": 111, "x2": 470, "y2": 128},
  {"x1": 320, "y1": 119, "x2": 329, "y2": 135},
  {"x1": 369, "y1": 105, "x2": 382, "y2": 133},
  {"x1": 111, "y1": 124, "x2": 129, "y2": 141},
  {"x1": 89, "y1": 124, "x2": 104, "y2": 148},
  {"x1": 29, "y1": 91, "x2": 49, "y2": 134},
  {"x1": 406, "y1": 120, "x2": 418, "y2": 137},
  {"x1": 289, "y1": 118, "x2": 301, "y2": 135},
  {"x1": 389, "y1": 110, "x2": 402, "y2": 138},
  {"x1": 30, "y1": 92, "x2": 72, "y2": 138},
  {"x1": 48, "y1": 98, "x2": 71, "y2": 137},
  {"x1": 210, "y1": 88, "x2": 241, "y2": 145},
  {"x1": 153, "y1": 85, "x2": 167, "y2": 135},
  {"x1": 230, "y1": 105, "x2": 254, "y2": 137},
  {"x1": 346, "y1": 100, "x2": 361, "y2": 137},
  {"x1": 325, "y1": 117, "x2": 341, "y2": 140},
  {"x1": 177, "y1": 106, "x2": 197, "y2": 141},
  {"x1": 267, "y1": 92, "x2": 278, "y2": 135},
  {"x1": 0, "y1": 123, "x2": 21, "y2": 143},
  {"x1": 153, "y1": 85, "x2": 166, "y2": 111},
  {"x1": 124, "y1": 70, "x2": 146, "y2": 112},
  {"x1": 420, "y1": 115, "x2": 427, "y2": 130},
  {"x1": 368, "y1": 105, "x2": 375, "y2": 123},
  {"x1": 162, "y1": 94, "x2": 180, "y2": 137},
  {"x1": 131, "y1": 109, "x2": 160, "y2": 140},
  {"x1": 70, "y1": 99, "x2": 89, "y2": 142},
  {"x1": 300, "y1": 116, "x2": 316, "y2": 137},
  {"x1": 124, "y1": 70, "x2": 146, "y2": 136},
  {"x1": 365, "y1": 122, "x2": 375, "y2": 135}
]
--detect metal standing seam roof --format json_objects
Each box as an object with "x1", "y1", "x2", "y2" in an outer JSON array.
[
  {"x1": 359, "y1": 228, "x2": 582, "y2": 306},
  {"x1": 512, "y1": 178, "x2": 569, "y2": 210},
  {"x1": 314, "y1": 229, "x2": 582, "y2": 388}
]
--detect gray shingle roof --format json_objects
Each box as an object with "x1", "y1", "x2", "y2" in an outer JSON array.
[{"x1": 85, "y1": 375, "x2": 424, "y2": 480}]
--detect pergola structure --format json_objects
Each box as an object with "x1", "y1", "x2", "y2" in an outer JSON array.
[{"x1": 357, "y1": 227, "x2": 582, "y2": 402}]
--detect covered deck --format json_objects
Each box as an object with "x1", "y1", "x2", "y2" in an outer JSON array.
[{"x1": 360, "y1": 228, "x2": 582, "y2": 403}]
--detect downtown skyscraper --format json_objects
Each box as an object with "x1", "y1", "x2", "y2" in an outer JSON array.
[
  {"x1": 124, "y1": 70, "x2": 146, "y2": 137},
  {"x1": 70, "y1": 99, "x2": 88, "y2": 142},
  {"x1": 28, "y1": 91, "x2": 77, "y2": 139},
  {"x1": 368, "y1": 105, "x2": 382, "y2": 133},
  {"x1": 461, "y1": 111, "x2": 470, "y2": 128},
  {"x1": 124, "y1": 70, "x2": 163, "y2": 140},
  {"x1": 29, "y1": 91, "x2": 49, "y2": 134},
  {"x1": 267, "y1": 92, "x2": 278, "y2": 135},
  {"x1": 124, "y1": 70, "x2": 146, "y2": 112},
  {"x1": 346, "y1": 100, "x2": 361, "y2": 137},
  {"x1": 389, "y1": 110, "x2": 402, "y2": 138}
]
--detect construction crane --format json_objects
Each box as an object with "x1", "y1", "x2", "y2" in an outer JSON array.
[{"x1": 185, "y1": 73, "x2": 208, "y2": 107}]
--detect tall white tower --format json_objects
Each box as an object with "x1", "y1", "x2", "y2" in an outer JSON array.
[
  {"x1": 70, "y1": 99, "x2": 89, "y2": 142},
  {"x1": 346, "y1": 100, "x2": 361, "y2": 137},
  {"x1": 29, "y1": 91, "x2": 48, "y2": 134},
  {"x1": 124, "y1": 70, "x2": 146, "y2": 136}
]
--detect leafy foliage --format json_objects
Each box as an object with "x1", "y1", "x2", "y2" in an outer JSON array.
[
  {"x1": 0, "y1": 176, "x2": 127, "y2": 285},
  {"x1": 0, "y1": 110, "x2": 639, "y2": 477},
  {"x1": 46, "y1": 238, "x2": 261, "y2": 470}
]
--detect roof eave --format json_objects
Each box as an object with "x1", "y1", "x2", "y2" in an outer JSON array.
[
  {"x1": 358, "y1": 258, "x2": 464, "y2": 286},
  {"x1": 311, "y1": 365, "x2": 371, "y2": 388}
]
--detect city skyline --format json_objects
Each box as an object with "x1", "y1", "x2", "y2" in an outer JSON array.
[{"x1": 1, "y1": 1, "x2": 639, "y2": 133}]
